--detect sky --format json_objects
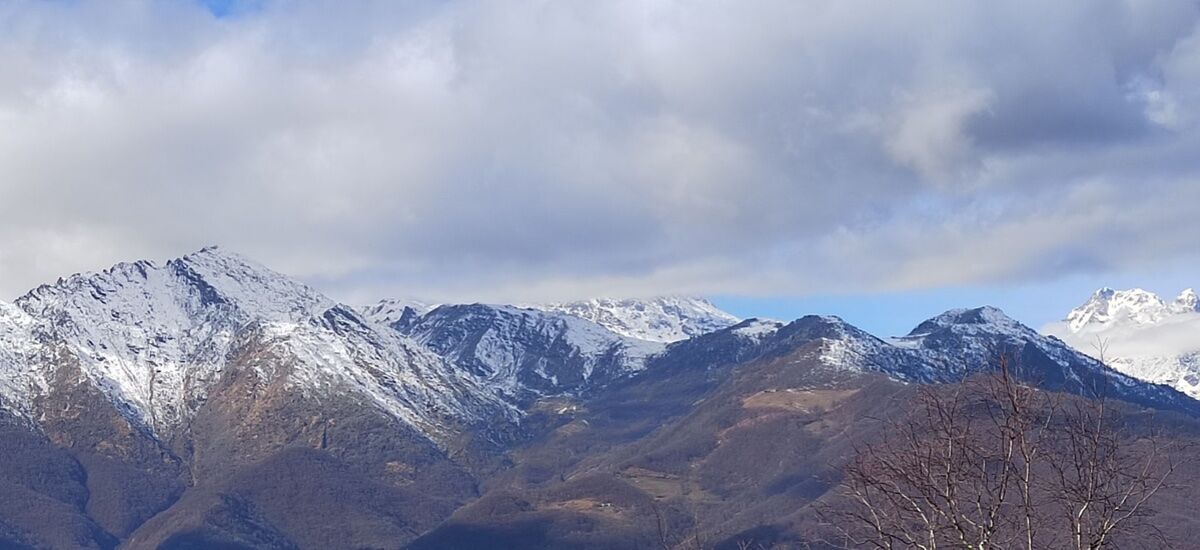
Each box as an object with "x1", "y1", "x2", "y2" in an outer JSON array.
[{"x1": 1, "y1": 0, "x2": 1199, "y2": 336}]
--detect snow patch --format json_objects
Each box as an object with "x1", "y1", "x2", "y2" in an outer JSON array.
[{"x1": 732, "y1": 319, "x2": 783, "y2": 341}]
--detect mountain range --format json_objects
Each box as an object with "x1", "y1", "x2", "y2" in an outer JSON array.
[
  {"x1": 1, "y1": 249, "x2": 1198, "y2": 549},
  {"x1": 1045, "y1": 287, "x2": 1200, "y2": 400}
]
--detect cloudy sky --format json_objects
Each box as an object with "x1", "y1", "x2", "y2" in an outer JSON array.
[{"x1": 1, "y1": 0, "x2": 1199, "y2": 335}]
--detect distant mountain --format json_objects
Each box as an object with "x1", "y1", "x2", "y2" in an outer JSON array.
[
  {"x1": 395, "y1": 303, "x2": 665, "y2": 402},
  {"x1": 362, "y1": 295, "x2": 737, "y2": 402},
  {"x1": 1046, "y1": 287, "x2": 1200, "y2": 400},
  {"x1": 533, "y1": 296, "x2": 741, "y2": 342},
  {"x1": 363, "y1": 296, "x2": 741, "y2": 345},
  {"x1": 1065, "y1": 287, "x2": 1200, "y2": 331}
]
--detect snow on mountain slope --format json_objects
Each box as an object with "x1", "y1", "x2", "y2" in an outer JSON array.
[
  {"x1": 761, "y1": 315, "x2": 910, "y2": 377},
  {"x1": 533, "y1": 296, "x2": 740, "y2": 343},
  {"x1": 1046, "y1": 287, "x2": 1200, "y2": 400},
  {"x1": 895, "y1": 306, "x2": 1048, "y2": 369},
  {"x1": 0, "y1": 301, "x2": 40, "y2": 416},
  {"x1": 255, "y1": 305, "x2": 517, "y2": 439},
  {"x1": 13, "y1": 247, "x2": 512, "y2": 440},
  {"x1": 730, "y1": 318, "x2": 784, "y2": 342},
  {"x1": 400, "y1": 303, "x2": 665, "y2": 400},
  {"x1": 15, "y1": 248, "x2": 329, "y2": 431}
]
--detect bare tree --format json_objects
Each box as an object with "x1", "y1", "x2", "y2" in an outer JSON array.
[
  {"x1": 1045, "y1": 393, "x2": 1180, "y2": 549},
  {"x1": 821, "y1": 353, "x2": 1184, "y2": 550}
]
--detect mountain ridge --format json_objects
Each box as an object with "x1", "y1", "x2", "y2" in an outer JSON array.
[
  {"x1": 5, "y1": 247, "x2": 517, "y2": 444},
  {"x1": 533, "y1": 296, "x2": 741, "y2": 342}
]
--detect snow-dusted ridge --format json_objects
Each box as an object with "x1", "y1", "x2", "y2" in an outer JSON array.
[
  {"x1": 532, "y1": 296, "x2": 741, "y2": 343},
  {"x1": 8, "y1": 247, "x2": 514, "y2": 441},
  {"x1": 1046, "y1": 287, "x2": 1200, "y2": 400},
  {"x1": 4, "y1": 249, "x2": 737, "y2": 446},
  {"x1": 361, "y1": 295, "x2": 739, "y2": 400},
  {"x1": 4, "y1": 248, "x2": 1197, "y2": 452},
  {"x1": 398, "y1": 303, "x2": 665, "y2": 400}
]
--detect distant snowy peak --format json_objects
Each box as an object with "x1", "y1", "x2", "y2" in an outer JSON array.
[
  {"x1": 400, "y1": 303, "x2": 665, "y2": 401},
  {"x1": 1049, "y1": 287, "x2": 1200, "y2": 401},
  {"x1": 1174, "y1": 288, "x2": 1199, "y2": 313},
  {"x1": 1065, "y1": 287, "x2": 1200, "y2": 332},
  {"x1": 360, "y1": 298, "x2": 437, "y2": 328},
  {"x1": 534, "y1": 296, "x2": 740, "y2": 343}
]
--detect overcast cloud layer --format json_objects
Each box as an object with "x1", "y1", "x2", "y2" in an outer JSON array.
[{"x1": 1, "y1": 0, "x2": 1199, "y2": 304}]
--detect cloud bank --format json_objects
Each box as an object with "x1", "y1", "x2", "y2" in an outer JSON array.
[{"x1": 1, "y1": 0, "x2": 1199, "y2": 303}]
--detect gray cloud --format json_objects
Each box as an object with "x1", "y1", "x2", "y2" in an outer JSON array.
[{"x1": 1, "y1": 0, "x2": 1199, "y2": 303}]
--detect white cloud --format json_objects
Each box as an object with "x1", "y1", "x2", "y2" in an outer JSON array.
[
  {"x1": 885, "y1": 83, "x2": 993, "y2": 183},
  {"x1": 1, "y1": 0, "x2": 1199, "y2": 302}
]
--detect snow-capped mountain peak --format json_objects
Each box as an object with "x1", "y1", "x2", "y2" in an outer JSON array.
[
  {"x1": 909, "y1": 305, "x2": 1028, "y2": 335},
  {"x1": 20, "y1": 246, "x2": 333, "y2": 326},
  {"x1": 1065, "y1": 287, "x2": 1175, "y2": 332},
  {"x1": 9, "y1": 247, "x2": 512, "y2": 441},
  {"x1": 1047, "y1": 287, "x2": 1200, "y2": 401},
  {"x1": 533, "y1": 296, "x2": 740, "y2": 343},
  {"x1": 1172, "y1": 288, "x2": 1199, "y2": 314}
]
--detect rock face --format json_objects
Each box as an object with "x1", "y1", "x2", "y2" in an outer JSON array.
[{"x1": 1047, "y1": 287, "x2": 1200, "y2": 400}]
